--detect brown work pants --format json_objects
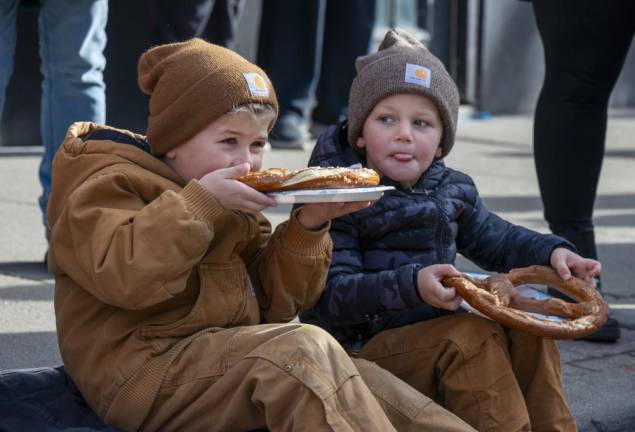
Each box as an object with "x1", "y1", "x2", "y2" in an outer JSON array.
[
  {"x1": 359, "y1": 314, "x2": 576, "y2": 432},
  {"x1": 141, "y1": 323, "x2": 474, "y2": 431}
]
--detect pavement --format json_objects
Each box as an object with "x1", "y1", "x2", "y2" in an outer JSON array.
[{"x1": 0, "y1": 112, "x2": 633, "y2": 431}]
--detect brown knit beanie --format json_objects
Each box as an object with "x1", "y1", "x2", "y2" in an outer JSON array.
[
  {"x1": 138, "y1": 38, "x2": 278, "y2": 155},
  {"x1": 348, "y1": 28, "x2": 459, "y2": 158}
]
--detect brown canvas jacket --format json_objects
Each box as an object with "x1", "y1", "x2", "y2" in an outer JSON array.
[{"x1": 47, "y1": 122, "x2": 332, "y2": 425}]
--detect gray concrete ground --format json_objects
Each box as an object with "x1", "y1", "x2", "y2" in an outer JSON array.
[{"x1": 0, "y1": 113, "x2": 633, "y2": 431}]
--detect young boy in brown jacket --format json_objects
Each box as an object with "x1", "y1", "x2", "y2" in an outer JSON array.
[{"x1": 46, "y1": 39, "x2": 474, "y2": 431}]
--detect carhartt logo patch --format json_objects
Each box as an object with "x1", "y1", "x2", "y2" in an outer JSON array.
[
  {"x1": 404, "y1": 63, "x2": 431, "y2": 88},
  {"x1": 243, "y1": 72, "x2": 270, "y2": 97}
]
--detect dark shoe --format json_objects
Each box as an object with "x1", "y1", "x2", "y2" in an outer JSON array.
[
  {"x1": 576, "y1": 317, "x2": 621, "y2": 342},
  {"x1": 270, "y1": 112, "x2": 309, "y2": 150}
]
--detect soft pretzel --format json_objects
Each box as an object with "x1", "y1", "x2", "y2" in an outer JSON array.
[
  {"x1": 442, "y1": 265, "x2": 608, "y2": 339},
  {"x1": 237, "y1": 167, "x2": 380, "y2": 192},
  {"x1": 237, "y1": 167, "x2": 292, "y2": 191}
]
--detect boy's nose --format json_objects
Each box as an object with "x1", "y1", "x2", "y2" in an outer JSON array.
[
  {"x1": 233, "y1": 148, "x2": 258, "y2": 169},
  {"x1": 395, "y1": 123, "x2": 413, "y2": 142}
]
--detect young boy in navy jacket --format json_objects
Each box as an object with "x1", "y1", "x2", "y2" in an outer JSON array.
[{"x1": 301, "y1": 28, "x2": 600, "y2": 432}]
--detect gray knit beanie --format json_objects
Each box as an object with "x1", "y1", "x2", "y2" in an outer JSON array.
[{"x1": 347, "y1": 28, "x2": 459, "y2": 158}]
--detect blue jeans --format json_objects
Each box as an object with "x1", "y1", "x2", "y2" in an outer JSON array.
[
  {"x1": 257, "y1": 0, "x2": 375, "y2": 124},
  {"x1": 0, "y1": 366, "x2": 119, "y2": 431},
  {"x1": 0, "y1": 0, "x2": 107, "y2": 225}
]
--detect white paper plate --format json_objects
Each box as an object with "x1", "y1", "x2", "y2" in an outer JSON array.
[{"x1": 269, "y1": 186, "x2": 395, "y2": 204}]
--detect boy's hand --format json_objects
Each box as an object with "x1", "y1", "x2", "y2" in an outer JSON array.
[
  {"x1": 416, "y1": 264, "x2": 464, "y2": 310},
  {"x1": 198, "y1": 163, "x2": 278, "y2": 213},
  {"x1": 297, "y1": 201, "x2": 372, "y2": 230},
  {"x1": 550, "y1": 247, "x2": 601, "y2": 285}
]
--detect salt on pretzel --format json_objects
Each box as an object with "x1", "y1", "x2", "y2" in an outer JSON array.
[
  {"x1": 442, "y1": 265, "x2": 608, "y2": 339},
  {"x1": 237, "y1": 167, "x2": 380, "y2": 192}
]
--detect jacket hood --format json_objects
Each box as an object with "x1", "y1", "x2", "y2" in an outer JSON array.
[{"x1": 47, "y1": 122, "x2": 183, "y2": 229}]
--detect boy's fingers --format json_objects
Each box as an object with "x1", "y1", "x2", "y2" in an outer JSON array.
[
  {"x1": 238, "y1": 193, "x2": 278, "y2": 213},
  {"x1": 554, "y1": 262, "x2": 571, "y2": 280},
  {"x1": 436, "y1": 284, "x2": 456, "y2": 302},
  {"x1": 434, "y1": 264, "x2": 461, "y2": 278},
  {"x1": 322, "y1": 200, "x2": 369, "y2": 213},
  {"x1": 236, "y1": 184, "x2": 277, "y2": 207},
  {"x1": 434, "y1": 287, "x2": 462, "y2": 311},
  {"x1": 220, "y1": 162, "x2": 251, "y2": 179},
  {"x1": 447, "y1": 297, "x2": 463, "y2": 311},
  {"x1": 341, "y1": 201, "x2": 371, "y2": 213},
  {"x1": 223, "y1": 187, "x2": 276, "y2": 212}
]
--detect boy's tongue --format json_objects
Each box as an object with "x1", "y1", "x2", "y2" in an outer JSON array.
[{"x1": 393, "y1": 153, "x2": 413, "y2": 162}]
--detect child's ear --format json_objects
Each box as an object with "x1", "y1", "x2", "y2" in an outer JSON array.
[
  {"x1": 165, "y1": 149, "x2": 177, "y2": 160},
  {"x1": 435, "y1": 146, "x2": 443, "y2": 158},
  {"x1": 355, "y1": 136, "x2": 366, "y2": 149}
]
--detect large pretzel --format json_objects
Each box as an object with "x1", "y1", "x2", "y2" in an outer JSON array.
[
  {"x1": 442, "y1": 265, "x2": 608, "y2": 339},
  {"x1": 237, "y1": 167, "x2": 380, "y2": 192}
]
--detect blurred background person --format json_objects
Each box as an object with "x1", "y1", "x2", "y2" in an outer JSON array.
[
  {"x1": 0, "y1": 0, "x2": 108, "y2": 240},
  {"x1": 150, "y1": 0, "x2": 245, "y2": 49},
  {"x1": 257, "y1": 0, "x2": 376, "y2": 149},
  {"x1": 531, "y1": 0, "x2": 634, "y2": 342}
]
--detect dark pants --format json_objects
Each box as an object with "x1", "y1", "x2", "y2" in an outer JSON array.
[
  {"x1": 151, "y1": 0, "x2": 245, "y2": 49},
  {"x1": 257, "y1": 0, "x2": 376, "y2": 123},
  {"x1": 532, "y1": 0, "x2": 635, "y2": 259}
]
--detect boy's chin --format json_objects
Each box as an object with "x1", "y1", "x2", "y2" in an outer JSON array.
[{"x1": 385, "y1": 170, "x2": 424, "y2": 186}]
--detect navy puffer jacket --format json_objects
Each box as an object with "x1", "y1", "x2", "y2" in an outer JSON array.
[{"x1": 300, "y1": 122, "x2": 572, "y2": 349}]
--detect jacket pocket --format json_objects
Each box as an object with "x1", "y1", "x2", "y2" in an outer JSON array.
[
  {"x1": 137, "y1": 261, "x2": 257, "y2": 342},
  {"x1": 198, "y1": 261, "x2": 256, "y2": 328}
]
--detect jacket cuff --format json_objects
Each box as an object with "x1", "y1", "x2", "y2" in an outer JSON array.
[
  {"x1": 400, "y1": 264, "x2": 424, "y2": 308},
  {"x1": 543, "y1": 235, "x2": 578, "y2": 265},
  {"x1": 180, "y1": 180, "x2": 225, "y2": 227},
  {"x1": 280, "y1": 208, "x2": 332, "y2": 256}
]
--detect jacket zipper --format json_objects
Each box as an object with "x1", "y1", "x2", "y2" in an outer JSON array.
[{"x1": 408, "y1": 186, "x2": 448, "y2": 263}]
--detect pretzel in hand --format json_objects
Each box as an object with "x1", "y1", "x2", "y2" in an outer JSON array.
[
  {"x1": 442, "y1": 265, "x2": 608, "y2": 339},
  {"x1": 237, "y1": 167, "x2": 380, "y2": 192}
]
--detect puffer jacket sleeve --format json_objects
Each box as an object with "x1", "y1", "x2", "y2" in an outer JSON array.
[
  {"x1": 50, "y1": 174, "x2": 223, "y2": 310},
  {"x1": 310, "y1": 214, "x2": 425, "y2": 327},
  {"x1": 455, "y1": 173, "x2": 574, "y2": 271},
  {"x1": 244, "y1": 209, "x2": 333, "y2": 323}
]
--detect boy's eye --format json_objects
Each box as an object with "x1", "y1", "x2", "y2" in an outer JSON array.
[
  {"x1": 378, "y1": 115, "x2": 394, "y2": 124},
  {"x1": 250, "y1": 141, "x2": 266, "y2": 151},
  {"x1": 413, "y1": 119, "x2": 429, "y2": 127}
]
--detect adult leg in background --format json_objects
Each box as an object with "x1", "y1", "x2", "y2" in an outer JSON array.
[
  {"x1": 311, "y1": 0, "x2": 376, "y2": 126},
  {"x1": 204, "y1": 0, "x2": 245, "y2": 50},
  {"x1": 257, "y1": 0, "x2": 324, "y2": 149},
  {"x1": 150, "y1": 0, "x2": 245, "y2": 50},
  {"x1": 0, "y1": 0, "x2": 18, "y2": 119},
  {"x1": 532, "y1": 0, "x2": 635, "y2": 342},
  {"x1": 38, "y1": 0, "x2": 107, "y2": 224}
]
